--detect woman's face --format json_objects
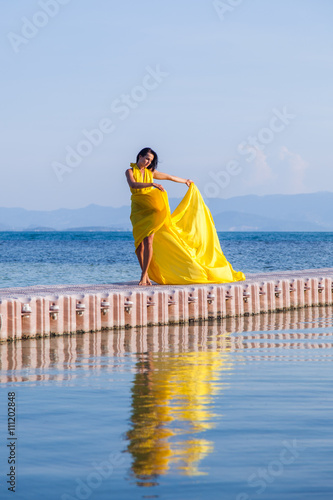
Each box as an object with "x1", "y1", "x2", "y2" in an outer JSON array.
[{"x1": 138, "y1": 152, "x2": 154, "y2": 168}]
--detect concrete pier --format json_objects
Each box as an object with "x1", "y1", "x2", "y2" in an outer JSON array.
[{"x1": 1, "y1": 268, "x2": 333, "y2": 342}]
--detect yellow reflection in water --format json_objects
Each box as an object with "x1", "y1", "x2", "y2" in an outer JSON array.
[{"x1": 126, "y1": 349, "x2": 233, "y2": 484}]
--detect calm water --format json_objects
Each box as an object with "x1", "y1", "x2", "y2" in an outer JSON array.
[
  {"x1": 0, "y1": 309, "x2": 333, "y2": 499},
  {"x1": 1, "y1": 232, "x2": 332, "y2": 499},
  {"x1": 0, "y1": 231, "x2": 333, "y2": 288}
]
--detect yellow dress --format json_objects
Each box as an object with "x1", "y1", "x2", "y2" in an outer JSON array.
[{"x1": 129, "y1": 163, "x2": 245, "y2": 285}]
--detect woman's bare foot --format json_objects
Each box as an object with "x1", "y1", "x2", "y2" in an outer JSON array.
[{"x1": 138, "y1": 273, "x2": 151, "y2": 286}]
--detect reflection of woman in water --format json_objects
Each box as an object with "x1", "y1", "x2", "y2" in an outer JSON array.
[
  {"x1": 125, "y1": 147, "x2": 245, "y2": 286},
  {"x1": 126, "y1": 344, "x2": 233, "y2": 486}
]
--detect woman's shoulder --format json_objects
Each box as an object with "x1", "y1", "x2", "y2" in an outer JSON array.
[
  {"x1": 126, "y1": 162, "x2": 137, "y2": 172},
  {"x1": 125, "y1": 167, "x2": 134, "y2": 180}
]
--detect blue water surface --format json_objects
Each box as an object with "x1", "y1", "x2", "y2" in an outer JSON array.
[
  {"x1": 0, "y1": 232, "x2": 332, "y2": 498},
  {"x1": 0, "y1": 231, "x2": 332, "y2": 288},
  {"x1": 0, "y1": 316, "x2": 332, "y2": 500}
]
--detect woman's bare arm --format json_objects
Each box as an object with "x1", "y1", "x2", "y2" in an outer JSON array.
[
  {"x1": 153, "y1": 171, "x2": 193, "y2": 187},
  {"x1": 125, "y1": 169, "x2": 165, "y2": 191}
]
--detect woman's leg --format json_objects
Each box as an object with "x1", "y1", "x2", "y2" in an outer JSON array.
[
  {"x1": 136, "y1": 241, "x2": 151, "y2": 284},
  {"x1": 138, "y1": 234, "x2": 154, "y2": 285},
  {"x1": 135, "y1": 241, "x2": 144, "y2": 271}
]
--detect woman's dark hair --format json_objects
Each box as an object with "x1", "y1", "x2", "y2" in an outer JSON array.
[{"x1": 136, "y1": 147, "x2": 158, "y2": 171}]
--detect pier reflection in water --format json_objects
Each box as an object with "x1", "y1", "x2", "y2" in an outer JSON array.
[{"x1": 0, "y1": 307, "x2": 333, "y2": 499}]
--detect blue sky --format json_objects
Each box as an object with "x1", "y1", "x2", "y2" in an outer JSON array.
[{"x1": 1, "y1": 0, "x2": 332, "y2": 209}]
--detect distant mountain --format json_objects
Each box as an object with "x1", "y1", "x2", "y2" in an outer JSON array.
[
  {"x1": 66, "y1": 226, "x2": 130, "y2": 232},
  {"x1": 25, "y1": 226, "x2": 57, "y2": 232},
  {"x1": 211, "y1": 211, "x2": 323, "y2": 232},
  {"x1": 204, "y1": 192, "x2": 333, "y2": 231},
  {"x1": 0, "y1": 204, "x2": 131, "y2": 231},
  {"x1": 0, "y1": 192, "x2": 332, "y2": 232}
]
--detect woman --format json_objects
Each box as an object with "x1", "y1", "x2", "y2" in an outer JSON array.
[{"x1": 125, "y1": 147, "x2": 245, "y2": 286}]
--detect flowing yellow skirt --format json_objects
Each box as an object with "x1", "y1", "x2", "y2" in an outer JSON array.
[{"x1": 130, "y1": 184, "x2": 245, "y2": 285}]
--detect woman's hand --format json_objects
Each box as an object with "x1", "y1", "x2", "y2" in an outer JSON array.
[
  {"x1": 153, "y1": 183, "x2": 165, "y2": 192},
  {"x1": 185, "y1": 179, "x2": 194, "y2": 187}
]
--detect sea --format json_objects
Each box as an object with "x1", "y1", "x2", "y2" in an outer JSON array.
[
  {"x1": 0, "y1": 231, "x2": 333, "y2": 288},
  {"x1": 0, "y1": 231, "x2": 332, "y2": 500}
]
